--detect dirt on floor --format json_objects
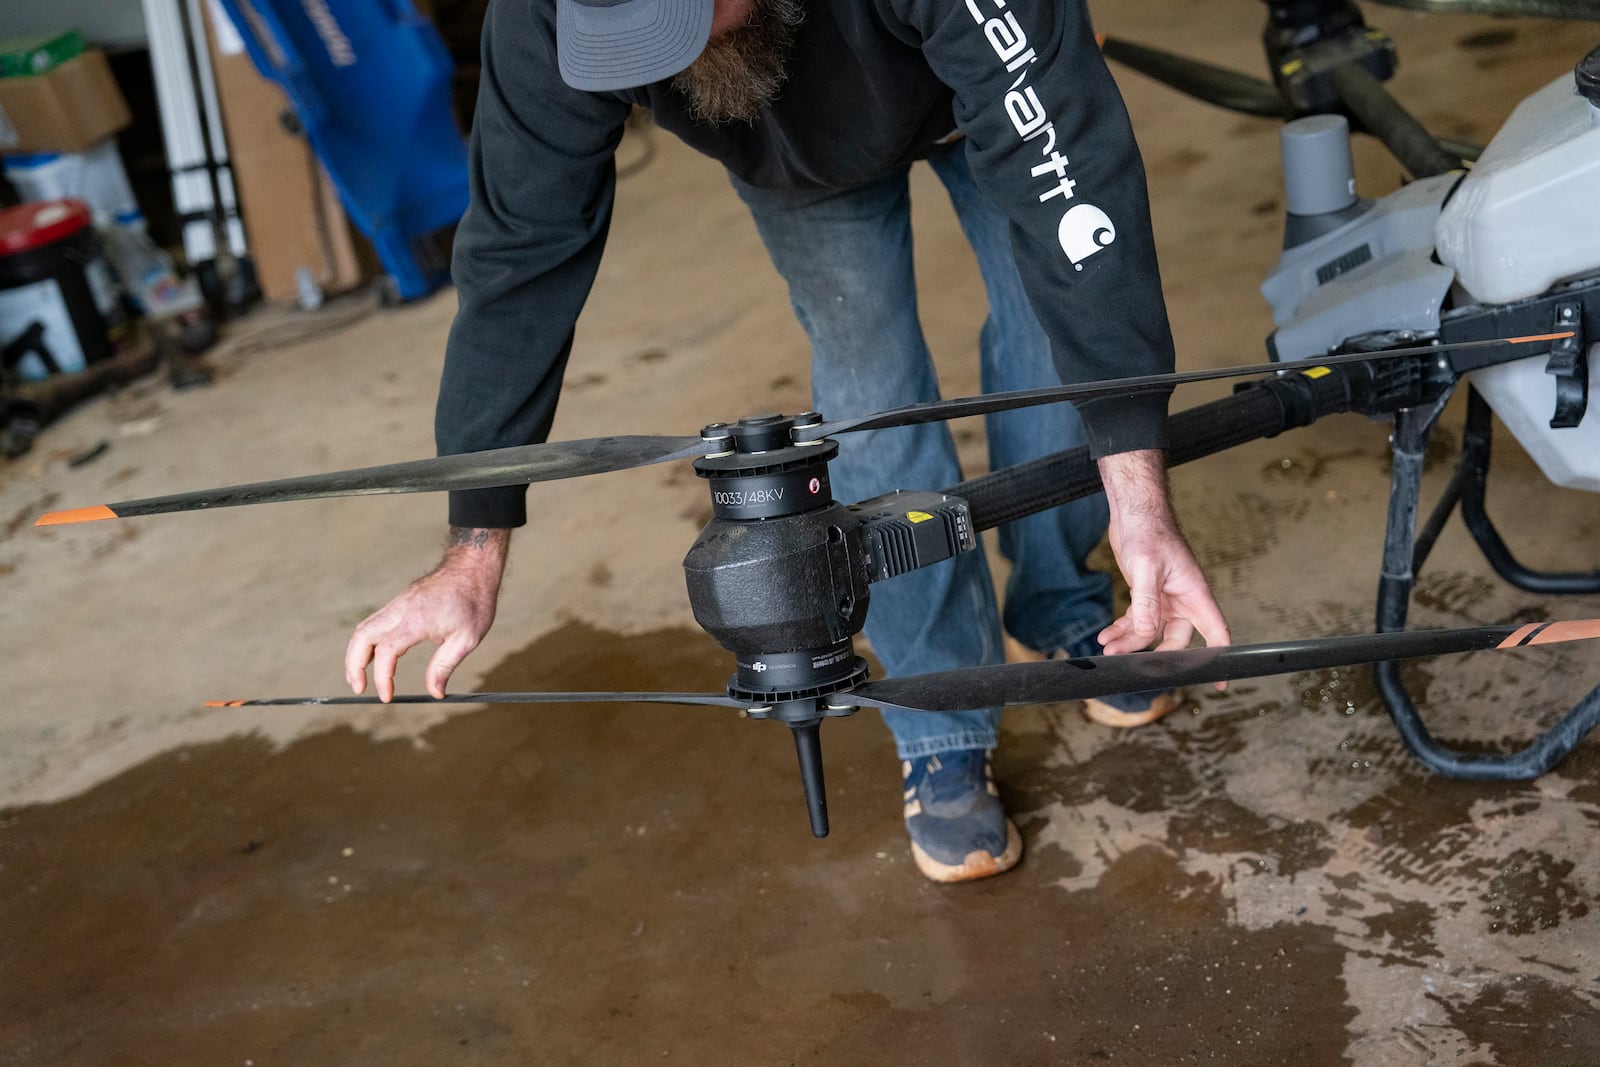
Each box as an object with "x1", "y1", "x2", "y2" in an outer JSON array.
[{"x1": 3, "y1": 2, "x2": 1600, "y2": 1064}]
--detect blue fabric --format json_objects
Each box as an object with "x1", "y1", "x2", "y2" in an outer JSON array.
[
  {"x1": 216, "y1": 0, "x2": 467, "y2": 301},
  {"x1": 733, "y1": 145, "x2": 1114, "y2": 760}
]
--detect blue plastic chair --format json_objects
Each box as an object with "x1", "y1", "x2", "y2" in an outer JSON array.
[{"x1": 215, "y1": 0, "x2": 469, "y2": 301}]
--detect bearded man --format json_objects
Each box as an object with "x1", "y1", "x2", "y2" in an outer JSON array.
[{"x1": 346, "y1": 0, "x2": 1231, "y2": 882}]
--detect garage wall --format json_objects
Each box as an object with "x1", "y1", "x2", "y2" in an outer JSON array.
[{"x1": 0, "y1": 0, "x2": 148, "y2": 47}]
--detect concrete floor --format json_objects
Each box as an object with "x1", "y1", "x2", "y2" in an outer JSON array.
[{"x1": 3, "y1": 2, "x2": 1600, "y2": 1063}]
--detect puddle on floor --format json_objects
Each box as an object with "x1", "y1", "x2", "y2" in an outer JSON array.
[{"x1": 3, "y1": 619, "x2": 1597, "y2": 1064}]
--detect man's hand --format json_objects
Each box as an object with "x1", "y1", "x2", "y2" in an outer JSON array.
[
  {"x1": 1095, "y1": 451, "x2": 1230, "y2": 675},
  {"x1": 345, "y1": 527, "x2": 511, "y2": 702}
]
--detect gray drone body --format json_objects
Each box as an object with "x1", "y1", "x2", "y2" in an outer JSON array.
[{"x1": 1261, "y1": 62, "x2": 1600, "y2": 493}]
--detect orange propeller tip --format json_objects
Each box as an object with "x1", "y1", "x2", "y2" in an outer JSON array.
[
  {"x1": 203, "y1": 700, "x2": 248, "y2": 708},
  {"x1": 1508, "y1": 330, "x2": 1577, "y2": 344},
  {"x1": 35, "y1": 505, "x2": 118, "y2": 527}
]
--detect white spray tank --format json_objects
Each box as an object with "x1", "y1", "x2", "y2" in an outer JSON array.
[
  {"x1": 1436, "y1": 44, "x2": 1600, "y2": 493},
  {"x1": 1436, "y1": 51, "x2": 1600, "y2": 304}
]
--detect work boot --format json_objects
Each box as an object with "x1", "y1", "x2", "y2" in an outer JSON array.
[{"x1": 902, "y1": 749, "x2": 1022, "y2": 883}]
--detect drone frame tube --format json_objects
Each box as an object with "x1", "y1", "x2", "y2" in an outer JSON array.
[
  {"x1": 936, "y1": 354, "x2": 1600, "y2": 781},
  {"x1": 943, "y1": 352, "x2": 1444, "y2": 532}
]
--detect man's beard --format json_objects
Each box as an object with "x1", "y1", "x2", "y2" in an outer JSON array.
[{"x1": 671, "y1": 0, "x2": 805, "y2": 126}]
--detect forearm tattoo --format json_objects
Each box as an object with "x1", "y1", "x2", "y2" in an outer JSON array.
[{"x1": 447, "y1": 527, "x2": 494, "y2": 550}]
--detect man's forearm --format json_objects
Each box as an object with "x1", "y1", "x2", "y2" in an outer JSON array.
[{"x1": 1097, "y1": 449, "x2": 1177, "y2": 532}]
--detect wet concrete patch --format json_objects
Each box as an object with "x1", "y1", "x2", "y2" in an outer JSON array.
[
  {"x1": 1436, "y1": 974, "x2": 1600, "y2": 1067},
  {"x1": 565, "y1": 371, "x2": 609, "y2": 391},
  {"x1": 1458, "y1": 28, "x2": 1517, "y2": 50},
  {"x1": 1356, "y1": 897, "x2": 1440, "y2": 962},
  {"x1": 6, "y1": 598, "x2": 1599, "y2": 1063},
  {"x1": 994, "y1": 622, "x2": 1600, "y2": 1057},
  {"x1": 1189, "y1": 491, "x2": 1309, "y2": 580},
  {"x1": 1166, "y1": 797, "x2": 1334, "y2": 879},
  {"x1": 804, "y1": 846, "x2": 1356, "y2": 1066},
  {"x1": 2, "y1": 622, "x2": 1370, "y2": 1065},
  {"x1": 1412, "y1": 571, "x2": 1497, "y2": 618},
  {"x1": 1482, "y1": 850, "x2": 1591, "y2": 936},
  {"x1": 2, "y1": 495, "x2": 56, "y2": 541},
  {"x1": 999, "y1": 730, "x2": 1203, "y2": 816},
  {"x1": 1260, "y1": 448, "x2": 1373, "y2": 487}
]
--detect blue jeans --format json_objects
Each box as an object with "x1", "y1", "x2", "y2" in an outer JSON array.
[{"x1": 731, "y1": 146, "x2": 1113, "y2": 760}]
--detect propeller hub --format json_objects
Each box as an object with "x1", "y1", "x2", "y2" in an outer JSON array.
[
  {"x1": 731, "y1": 412, "x2": 793, "y2": 452},
  {"x1": 693, "y1": 418, "x2": 841, "y2": 522}
]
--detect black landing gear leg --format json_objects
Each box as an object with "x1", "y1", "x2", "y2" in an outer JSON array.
[{"x1": 1374, "y1": 388, "x2": 1600, "y2": 779}]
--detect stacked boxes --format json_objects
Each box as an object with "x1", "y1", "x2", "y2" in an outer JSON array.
[{"x1": 0, "y1": 35, "x2": 132, "y2": 154}]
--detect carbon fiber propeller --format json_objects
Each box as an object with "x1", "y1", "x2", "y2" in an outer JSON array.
[
  {"x1": 208, "y1": 619, "x2": 1600, "y2": 711},
  {"x1": 1098, "y1": 35, "x2": 1287, "y2": 117},
  {"x1": 36, "y1": 436, "x2": 706, "y2": 526},
  {"x1": 789, "y1": 334, "x2": 1560, "y2": 440},
  {"x1": 35, "y1": 332, "x2": 1568, "y2": 527},
  {"x1": 1095, "y1": 34, "x2": 1483, "y2": 163},
  {"x1": 1367, "y1": 0, "x2": 1600, "y2": 18}
]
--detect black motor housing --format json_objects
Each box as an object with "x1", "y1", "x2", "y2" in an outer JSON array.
[{"x1": 682, "y1": 500, "x2": 871, "y2": 697}]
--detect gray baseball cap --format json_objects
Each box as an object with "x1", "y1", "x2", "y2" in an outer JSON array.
[{"x1": 557, "y1": 0, "x2": 716, "y2": 92}]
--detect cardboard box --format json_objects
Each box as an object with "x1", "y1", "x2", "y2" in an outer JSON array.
[
  {"x1": 203, "y1": 4, "x2": 370, "y2": 304},
  {"x1": 0, "y1": 30, "x2": 86, "y2": 79},
  {"x1": 0, "y1": 50, "x2": 131, "y2": 153}
]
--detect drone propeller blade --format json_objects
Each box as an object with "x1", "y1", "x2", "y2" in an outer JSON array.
[
  {"x1": 209, "y1": 621, "x2": 1600, "y2": 713},
  {"x1": 1366, "y1": 0, "x2": 1600, "y2": 20},
  {"x1": 850, "y1": 620, "x2": 1600, "y2": 713},
  {"x1": 35, "y1": 331, "x2": 1571, "y2": 527},
  {"x1": 794, "y1": 331, "x2": 1574, "y2": 441},
  {"x1": 36, "y1": 436, "x2": 706, "y2": 526},
  {"x1": 1097, "y1": 34, "x2": 1482, "y2": 161},
  {"x1": 205, "y1": 690, "x2": 749, "y2": 708},
  {"x1": 1098, "y1": 35, "x2": 1287, "y2": 117}
]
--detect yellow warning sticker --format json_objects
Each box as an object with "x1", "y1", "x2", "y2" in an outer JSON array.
[
  {"x1": 906, "y1": 511, "x2": 934, "y2": 524},
  {"x1": 1303, "y1": 366, "x2": 1332, "y2": 380}
]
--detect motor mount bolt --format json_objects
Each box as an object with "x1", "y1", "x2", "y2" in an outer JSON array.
[{"x1": 701, "y1": 422, "x2": 734, "y2": 457}]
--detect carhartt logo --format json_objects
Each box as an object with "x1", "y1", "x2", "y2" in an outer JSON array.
[
  {"x1": 1059, "y1": 204, "x2": 1117, "y2": 269},
  {"x1": 964, "y1": 0, "x2": 1117, "y2": 271}
]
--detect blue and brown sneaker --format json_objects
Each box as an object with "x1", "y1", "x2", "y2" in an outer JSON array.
[{"x1": 902, "y1": 749, "x2": 1022, "y2": 883}]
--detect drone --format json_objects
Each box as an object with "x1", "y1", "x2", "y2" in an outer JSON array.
[{"x1": 34, "y1": 0, "x2": 1600, "y2": 838}]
